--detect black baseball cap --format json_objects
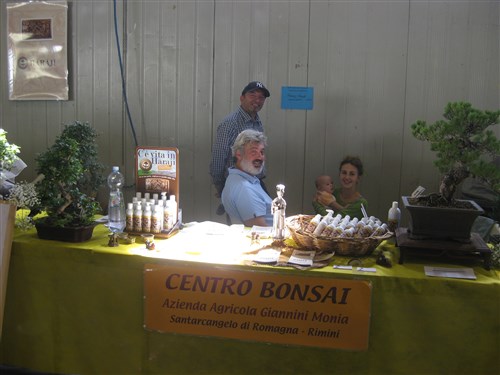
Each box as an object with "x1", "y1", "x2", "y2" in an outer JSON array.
[{"x1": 241, "y1": 81, "x2": 270, "y2": 98}]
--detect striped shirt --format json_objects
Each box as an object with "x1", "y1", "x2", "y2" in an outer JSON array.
[{"x1": 210, "y1": 105, "x2": 264, "y2": 195}]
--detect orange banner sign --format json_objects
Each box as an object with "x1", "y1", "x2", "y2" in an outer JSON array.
[{"x1": 144, "y1": 263, "x2": 372, "y2": 350}]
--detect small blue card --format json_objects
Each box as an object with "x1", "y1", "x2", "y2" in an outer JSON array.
[{"x1": 281, "y1": 86, "x2": 314, "y2": 110}]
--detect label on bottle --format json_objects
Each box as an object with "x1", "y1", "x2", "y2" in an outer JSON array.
[
  {"x1": 109, "y1": 191, "x2": 120, "y2": 207},
  {"x1": 387, "y1": 220, "x2": 398, "y2": 233},
  {"x1": 163, "y1": 210, "x2": 170, "y2": 231},
  {"x1": 151, "y1": 216, "x2": 161, "y2": 234},
  {"x1": 126, "y1": 214, "x2": 134, "y2": 232},
  {"x1": 133, "y1": 214, "x2": 142, "y2": 232},
  {"x1": 142, "y1": 215, "x2": 151, "y2": 232}
]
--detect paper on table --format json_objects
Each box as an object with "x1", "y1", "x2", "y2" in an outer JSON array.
[
  {"x1": 357, "y1": 267, "x2": 377, "y2": 273},
  {"x1": 288, "y1": 250, "x2": 315, "y2": 266},
  {"x1": 250, "y1": 226, "x2": 274, "y2": 238},
  {"x1": 424, "y1": 266, "x2": 476, "y2": 280},
  {"x1": 254, "y1": 249, "x2": 281, "y2": 264},
  {"x1": 333, "y1": 265, "x2": 376, "y2": 273},
  {"x1": 333, "y1": 265, "x2": 352, "y2": 270}
]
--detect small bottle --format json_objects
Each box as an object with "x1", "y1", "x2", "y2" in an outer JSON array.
[
  {"x1": 156, "y1": 200, "x2": 164, "y2": 231},
  {"x1": 142, "y1": 204, "x2": 152, "y2": 233},
  {"x1": 126, "y1": 203, "x2": 134, "y2": 232},
  {"x1": 107, "y1": 166, "x2": 126, "y2": 234},
  {"x1": 305, "y1": 214, "x2": 322, "y2": 233},
  {"x1": 169, "y1": 195, "x2": 178, "y2": 226},
  {"x1": 387, "y1": 201, "x2": 401, "y2": 232},
  {"x1": 164, "y1": 201, "x2": 171, "y2": 231},
  {"x1": 321, "y1": 222, "x2": 336, "y2": 237},
  {"x1": 313, "y1": 210, "x2": 334, "y2": 236},
  {"x1": 332, "y1": 214, "x2": 342, "y2": 225},
  {"x1": 272, "y1": 184, "x2": 287, "y2": 240},
  {"x1": 151, "y1": 205, "x2": 162, "y2": 234},
  {"x1": 346, "y1": 217, "x2": 359, "y2": 229},
  {"x1": 135, "y1": 192, "x2": 142, "y2": 199},
  {"x1": 133, "y1": 202, "x2": 143, "y2": 232},
  {"x1": 153, "y1": 193, "x2": 159, "y2": 204}
]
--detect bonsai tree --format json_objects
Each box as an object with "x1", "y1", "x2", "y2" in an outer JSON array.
[
  {"x1": 411, "y1": 102, "x2": 500, "y2": 205},
  {"x1": 34, "y1": 121, "x2": 105, "y2": 227}
]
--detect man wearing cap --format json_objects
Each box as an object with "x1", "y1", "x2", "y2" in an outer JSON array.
[{"x1": 210, "y1": 81, "x2": 270, "y2": 215}]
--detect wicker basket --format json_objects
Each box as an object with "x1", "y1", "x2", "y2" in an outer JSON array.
[{"x1": 286, "y1": 214, "x2": 393, "y2": 256}]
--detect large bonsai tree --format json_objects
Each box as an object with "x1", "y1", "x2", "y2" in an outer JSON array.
[
  {"x1": 34, "y1": 121, "x2": 104, "y2": 227},
  {"x1": 411, "y1": 102, "x2": 500, "y2": 204}
]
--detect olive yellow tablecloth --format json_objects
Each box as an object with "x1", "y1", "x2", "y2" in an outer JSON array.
[{"x1": 1, "y1": 224, "x2": 499, "y2": 375}]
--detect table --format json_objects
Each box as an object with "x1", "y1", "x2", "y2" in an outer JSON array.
[{"x1": 1, "y1": 223, "x2": 499, "y2": 375}]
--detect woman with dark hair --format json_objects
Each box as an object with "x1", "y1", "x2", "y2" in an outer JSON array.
[{"x1": 314, "y1": 155, "x2": 368, "y2": 219}]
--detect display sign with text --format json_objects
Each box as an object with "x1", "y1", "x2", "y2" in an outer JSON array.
[
  {"x1": 7, "y1": 1, "x2": 68, "y2": 100},
  {"x1": 281, "y1": 86, "x2": 314, "y2": 110},
  {"x1": 135, "y1": 147, "x2": 179, "y2": 200},
  {"x1": 144, "y1": 263, "x2": 372, "y2": 351}
]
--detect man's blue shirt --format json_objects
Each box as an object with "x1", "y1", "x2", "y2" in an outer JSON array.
[{"x1": 221, "y1": 168, "x2": 272, "y2": 226}]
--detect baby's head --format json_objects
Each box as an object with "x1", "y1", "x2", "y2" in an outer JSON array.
[{"x1": 315, "y1": 175, "x2": 334, "y2": 194}]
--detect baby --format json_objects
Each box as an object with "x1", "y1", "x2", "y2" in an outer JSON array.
[{"x1": 313, "y1": 175, "x2": 346, "y2": 214}]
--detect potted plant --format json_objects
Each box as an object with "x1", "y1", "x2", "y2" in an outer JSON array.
[
  {"x1": 33, "y1": 121, "x2": 105, "y2": 242},
  {"x1": 404, "y1": 102, "x2": 500, "y2": 241}
]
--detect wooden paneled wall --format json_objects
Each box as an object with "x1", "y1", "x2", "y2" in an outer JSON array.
[{"x1": 1, "y1": 0, "x2": 498, "y2": 224}]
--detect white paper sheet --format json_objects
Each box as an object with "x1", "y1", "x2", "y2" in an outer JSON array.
[
  {"x1": 424, "y1": 266, "x2": 476, "y2": 280},
  {"x1": 288, "y1": 250, "x2": 315, "y2": 266},
  {"x1": 254, "y1": 249, "x2": 281, "y2": 264}
]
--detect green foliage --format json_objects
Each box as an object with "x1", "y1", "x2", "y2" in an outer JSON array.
[
  {"x1": 491, "y1": 241, "x2": 500, "y2": 269},
  {"x1": 411, "y1": 102, "x2": 500, "y2": 201},
  {"x1": 34, "y1": 121, "x2": 104, "y2": 227},
  {"x1": 0, "y1": 129, "x2": 21, "y2": 169}
]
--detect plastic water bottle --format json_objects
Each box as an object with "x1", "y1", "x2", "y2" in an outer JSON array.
[{"x1": 107, "y1": 166, "x2": 126, "y2": 233}]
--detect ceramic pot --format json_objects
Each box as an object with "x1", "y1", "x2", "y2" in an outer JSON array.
[
  {"x1": 402, "y1": 196, "x2": 484, "y2": 242},
  {"x1": 35, "y1": 221, "x2": 96, "y2": 242}
]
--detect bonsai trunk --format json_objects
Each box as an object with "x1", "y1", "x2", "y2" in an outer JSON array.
[
  {"x1": 57, "y1": 181, "x2": 73, "y2": 214},
  {"x1": 439, "y1": 165, "x2": 469, "y2": 202}
]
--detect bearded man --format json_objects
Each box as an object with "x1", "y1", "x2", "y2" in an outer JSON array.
[{"x1": 221, "y1": 129, "x2": 272, "y2": 227}]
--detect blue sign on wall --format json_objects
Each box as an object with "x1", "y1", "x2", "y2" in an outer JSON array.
[{"x1": 281, "y1": 86, "x2": 313, "y2": 110}]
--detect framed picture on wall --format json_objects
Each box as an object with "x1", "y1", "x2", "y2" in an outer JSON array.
[{"x1": 6, "y1": 1, "x2": 68, "y2": 100}]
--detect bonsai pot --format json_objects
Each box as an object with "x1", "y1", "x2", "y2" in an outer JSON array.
[
  {"x1": 35, "y1": 221, "x2": 97, "y2": 243},
  {"x1": 402, "y1": 196, "x2": 484, "y2": 242}
]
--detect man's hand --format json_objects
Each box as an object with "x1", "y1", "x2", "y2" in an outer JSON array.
[
  {"x1": 214, "y1": 184, "x2": 224, "y2": 199},
  {"x1": 243, "y1": 216, "x2": 269, "y2": 227}
]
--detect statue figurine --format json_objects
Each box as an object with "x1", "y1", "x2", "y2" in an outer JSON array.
[{"x1": 272, "y1": 184, "x2": 286, "y2": 240}]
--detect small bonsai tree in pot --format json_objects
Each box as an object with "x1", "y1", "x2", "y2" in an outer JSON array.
[
  {"x1": 33, "y1": 121, "x2": 105, "y2": 242},
  {"x1": 404, "y1": 102, "x2": 500, "y2": 241}
]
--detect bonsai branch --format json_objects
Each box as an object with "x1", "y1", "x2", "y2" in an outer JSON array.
[{"x1": 57, "y1": 181, "x2": 73, "y2": 214}]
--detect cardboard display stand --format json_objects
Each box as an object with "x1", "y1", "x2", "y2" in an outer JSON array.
[
  {"x1": 135, "y1": 146, "x2": 179, "y2": 202},
  {"x1": 131, "y1": 147, "x2": 180, "y2": 238}
]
